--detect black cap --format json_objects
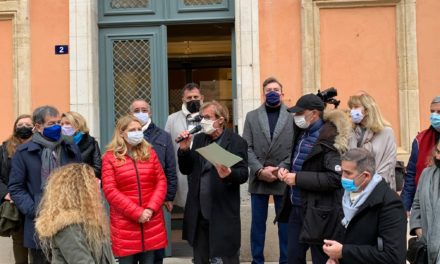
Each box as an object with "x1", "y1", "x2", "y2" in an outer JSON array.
[{"x1": 287, "y1": 94, "x2": 325, "y2": 113}]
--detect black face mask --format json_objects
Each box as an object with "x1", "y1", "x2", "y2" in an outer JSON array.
[
  {"x1": 186, "y1": 100, "x2": 201, "y2": 114},
  {"x1": 435, "y1": 158, "x2": 440, "y2": 169},
  {"x1": 15, "y1": 126, "x2": 33, "y2": 139}
]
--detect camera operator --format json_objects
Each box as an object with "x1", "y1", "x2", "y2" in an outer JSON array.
[
  {"x1": 317, "y1": 87, "x2": 340, "y2": 110},
  {"x1": 275, "y1": 94, "x2": 352, "y2": 264}
]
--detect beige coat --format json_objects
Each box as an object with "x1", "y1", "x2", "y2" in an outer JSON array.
[{"x1": 348, "y1": 126, "x2": 397, "y2": 190}]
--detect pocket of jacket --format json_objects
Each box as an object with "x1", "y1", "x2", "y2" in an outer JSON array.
[{"x1": 300, "y1": 205, "x2": 341, "y2": 244}]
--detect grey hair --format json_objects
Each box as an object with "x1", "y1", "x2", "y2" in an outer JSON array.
[
  {"x1": 431, "y1": 96, "x2": 440, "y2": 104},
  {"x1": 341, "y1": 148, "x2": 376, "y2": 175},
  {"x1": 32, "y1": 105, "x2": 59, "y2": 125},
  {"x1": 129, "y1": 99, "x2": 150, "y2": 113}
]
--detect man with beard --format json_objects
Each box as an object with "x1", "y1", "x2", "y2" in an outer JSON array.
[{"x1": 165, "y1": 83, "x2": 204, "y2": 208}]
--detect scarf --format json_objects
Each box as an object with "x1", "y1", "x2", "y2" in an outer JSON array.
[
  {"x1": 415, "y1": 128, "x2": 437, "y2": 185},
  {"x1": 417, "y1": 166, "x2": 440, "y2": 263},
  {"x1": 341, "y1": 173, "x2": 382, "y2": 228},
  {"x1": 32, "y1": 133, "x2": 62, "y2": 190}
]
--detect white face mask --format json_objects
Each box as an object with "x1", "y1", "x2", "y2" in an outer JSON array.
[
  {"x1": 126, "y1": 131, "x2": 144, "y2": 146},
  {"x1": 350, "y1": 108, "x2": 364, "y2": 124},
  {"x1": 200, "y1": 118, "x2": 217, "y2": 134},
  {"x1": 294, "y1": 115, "x2": 310, "y2": 129},
  {"x1": 61, "y1": 125, "x2": 75, "y2": 136},
  {"x1": 133, "y1": 112, "x2": 149, "y2": 125}
]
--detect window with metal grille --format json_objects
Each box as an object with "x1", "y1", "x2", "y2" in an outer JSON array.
[
  {"x1": 183, "y1": 0, "x2": 223, "y2": 6},
  {"x1": 110, "y1": 0, "x2": 150, "y2": 9},
  {"x1": 112, "y1": 39, "x2": 152, "y2": 122}
]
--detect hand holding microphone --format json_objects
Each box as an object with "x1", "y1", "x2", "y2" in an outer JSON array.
[{"x1": 176, "y1": 125, "x2": 202, "y2": 150}]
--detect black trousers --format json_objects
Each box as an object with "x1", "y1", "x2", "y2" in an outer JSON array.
[
  {"x1": 29, "y1": 249, "x2": 50, "y2": 264},
  {"x1": 193, "y1": 214, "x2": 239, "y2": 264}
]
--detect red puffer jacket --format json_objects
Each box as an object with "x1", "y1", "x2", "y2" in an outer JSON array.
[{"x1": 102, "y1": 149, "x2": 167, "y2": 257}]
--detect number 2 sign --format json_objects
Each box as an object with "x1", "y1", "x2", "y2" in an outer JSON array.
[{"x1": 55, "y1": 45, "x2": 69, "y2": 55}]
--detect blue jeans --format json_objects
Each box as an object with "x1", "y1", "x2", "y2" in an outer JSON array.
[
  {"x1": 117, "y1": 251, "x2": 154, "y2": 264},
  {"x1": 250, "y1": 193, "x2": 288, "y2": 264},
  {"x1": 287, "y1": 206, "x2": 328, "y2": 264}
]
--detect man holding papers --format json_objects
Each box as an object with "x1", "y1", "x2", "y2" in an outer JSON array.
[{"x1": 177, "y1": 101, "x2": 248, "y2": 264}]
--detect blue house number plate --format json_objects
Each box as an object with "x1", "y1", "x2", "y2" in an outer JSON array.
[{"x1": 55, "y1": 45, "x2": 69, "y2": 55}]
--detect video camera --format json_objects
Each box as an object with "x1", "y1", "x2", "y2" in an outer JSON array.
[{"x1": 316, "y1": 87, "x2": 340, "y2": 109}]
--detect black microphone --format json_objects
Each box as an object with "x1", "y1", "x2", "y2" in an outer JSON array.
[
  {"x1": 187, "y1": 115, "x2": 203, "y2": 122},
  {"x1": 175, "y1": 125, "x2": 202, "y2": 143}
]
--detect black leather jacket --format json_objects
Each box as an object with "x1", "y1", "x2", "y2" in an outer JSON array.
[{"x1": 77, "y1": 134, "x2": 102, "y2": 179}]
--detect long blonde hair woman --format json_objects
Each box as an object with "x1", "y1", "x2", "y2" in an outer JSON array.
[
  {"x1": 102, "y1": 115, "x2": 167, "y2": 263},
  {"x1": 35, "y1": 163, "x2": 115, "y2": 263},
  {"x1": 347, "y1": 93, "x2": 397, "y2": 190}
]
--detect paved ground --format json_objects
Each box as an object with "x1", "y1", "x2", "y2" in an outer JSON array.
[{"x1": 0, "y1": 236, "x2": 299, "y2": 264}]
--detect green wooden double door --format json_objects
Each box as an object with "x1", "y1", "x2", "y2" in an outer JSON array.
[{"x1": 99, "y1": 0, "x2": 235, "y2": 145}]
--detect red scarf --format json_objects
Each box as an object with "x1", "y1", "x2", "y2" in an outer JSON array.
[{"x1": 415, "y1": 128, "x2": 436, "y2": 185}]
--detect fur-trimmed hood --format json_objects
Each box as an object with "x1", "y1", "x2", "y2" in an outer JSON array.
[
  {"x1": 321, "y1": 108, "x2": 352, "y2": 154},
  {"x1": 35, "y1": 210, "x2": 84, "y2": 238}
]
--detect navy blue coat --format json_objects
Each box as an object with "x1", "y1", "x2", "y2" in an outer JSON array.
[
  {"x1": 143, "y1": 123, "x2": 177, "y2": 202},
  {"x1": 8, "y1": 139, "x2": 81, "y2": 249}
]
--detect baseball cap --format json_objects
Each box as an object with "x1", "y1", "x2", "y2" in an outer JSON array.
[
  {"x1": 432, "y1": 96, "x2": 440, "y2": 104},
  {"x1": 287, "y1": 94, "x2": 325, "y2": 113}
]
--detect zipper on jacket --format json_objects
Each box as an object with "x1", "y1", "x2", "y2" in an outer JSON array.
[{"x1": 132, "y1": 158, "x2": 145, "y2": 252}]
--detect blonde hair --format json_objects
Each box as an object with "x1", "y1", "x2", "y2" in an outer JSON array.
[
  {"x1": 61, "y1": 111, "x2": 90, "y2": 134},
  {"x1": 200, "y1": 100, "x2": 229, "y2": 127},
  {"x1": 6, "y1": 114, "x2": 33, "y2": 158},
  {"x1": 36, "y1": 164, "x2": 110, "y2": 259},
  {"x1": 347, "y1": 94, "x2": 391, "y2": 133},
  {"x1": 106, "y1": 115, "x2": 151, "y2": 163}
]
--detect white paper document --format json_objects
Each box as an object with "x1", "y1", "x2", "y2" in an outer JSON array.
[{"x1": 195, "y1": 142, "x2": 243, "y2": 168}]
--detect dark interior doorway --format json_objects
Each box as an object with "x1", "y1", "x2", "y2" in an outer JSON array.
[
  {"x1": 167, "y1": 23, "x2": 234, "y2": 128},
  {"x1": 167, "y1": 22, "x2": 234, "y2": 257}
]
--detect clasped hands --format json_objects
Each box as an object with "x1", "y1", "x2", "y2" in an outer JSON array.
[
  {"x1": 138, "y1": 208, "x2": 154, "y2": 223},
  {"x1": 277, "y1": 167, "x2": 296, "y2": 186}
]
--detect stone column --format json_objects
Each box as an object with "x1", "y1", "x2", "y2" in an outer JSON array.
[{"x1": 69, "y1": 0, "x2": 100, "y2": 141}]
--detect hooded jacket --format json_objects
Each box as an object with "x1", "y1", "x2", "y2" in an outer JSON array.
[
  {"x1": 276, "y1": 109, "x2": 351, "y2": 244},
  {"x1": 36, "y1": 211, "x2": 115, "y2": 264}
]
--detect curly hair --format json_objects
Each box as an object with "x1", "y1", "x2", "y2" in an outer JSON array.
[
  {"x1": 347, "y1": 94, "x2": 391, "y2": 133},
  {"x1": 35, "y1": 163, "x2": 110, "y2": 259},
  {"x1": 106, "y1": 115, "x2": 151, "y2": 163}
]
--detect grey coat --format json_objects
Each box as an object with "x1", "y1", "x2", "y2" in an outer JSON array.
[
  {"x1": 51, "y1": 224, "x2": 115, "y2": 264},
  {"x1": 410, "y1": 166, "x2": 440, "y2": 264},
  {"x1": 242, "y1": 104, "x2": 293, "y2": 195}
]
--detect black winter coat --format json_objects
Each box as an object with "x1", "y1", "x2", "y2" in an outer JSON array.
[
  {"x1": 0, "y1": 141, "x2": 12, "y2": 200},
  {"x1": 276, "y1": 121, "x2": 344, "y2": 244},
  {"x1": 340, "y1": 179, "x2": 407, "y2": 264},
  {"x1": 77, "y1": 134, "x2": 102, "y2": 179},
  {"x1": 178, "y1": 129, "x2": 248, "y2": 257}
]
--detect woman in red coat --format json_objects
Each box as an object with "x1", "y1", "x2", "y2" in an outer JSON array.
[{"x1": 102, "y1": 115, "x2": 167, "y2": 264}]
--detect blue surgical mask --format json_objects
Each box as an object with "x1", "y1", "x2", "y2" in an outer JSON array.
[
  {"x1": 265, "y1": 91, "x2": 281, "y2": 107},
  {"x1": 350, "y1": 108, "x2": 364, "y2": 124},
  {"x1": 341, "y1": 173, "x2": 364, "y2": 192},
  {"x1": 43, "y1": 124, "x2": 62, "y2": 141},
  {"x1": 430, "y1": 113, "x2": 440, "y2": 129},
  {"x1": 134, "y1": 112, "x2": 149, "y2": 125},
  {"x1": 126, "y1": 131, "x2": 144, "y2": 146}
]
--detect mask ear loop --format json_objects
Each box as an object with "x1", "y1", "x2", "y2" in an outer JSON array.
[{"x1": 355, "y1": 172, "x2": 369, "y2": 191}]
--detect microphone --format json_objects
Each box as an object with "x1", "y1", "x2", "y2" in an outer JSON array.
[
  {"x1": 175, "y1": 125, "x2": 202, "y2": 143},
  {"x1": 187, "y1": 114, "x2": 203, "y2": 122}
]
